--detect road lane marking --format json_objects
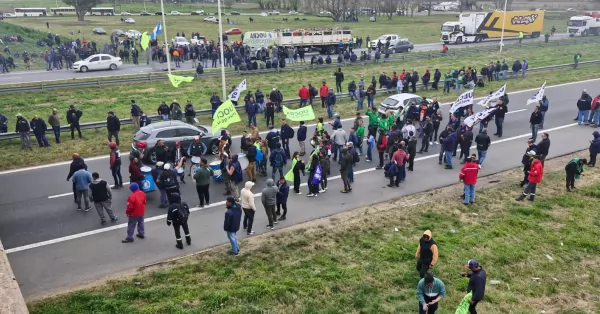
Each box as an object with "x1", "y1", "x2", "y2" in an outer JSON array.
[{"x1": 6, "y1": 122, "x2": 579, "y2": 254}]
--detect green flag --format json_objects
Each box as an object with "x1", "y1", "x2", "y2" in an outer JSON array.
[
  {"x1": 140, "y1": 32, "x2": 150, "y2": 50},
  {"x1": 168, "y1": 74, "x2": 194, "y2": 88},
  {"x1": 282, "y1": 105, "x2": 315, "y2": 122},
  {"x1": 212, "y1": 100, "x2": 241, "y2": 135},
  {"x1": 284, "y1": 158, "x2": 297, "y2": 181},
  {"x1": 455, "y1": 292, "x2": 473, "y2": 314}
]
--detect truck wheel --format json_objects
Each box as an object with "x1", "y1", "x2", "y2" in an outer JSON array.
[
  {"x1": 569, "y1": 33, "x2": 575, "y2": 37},
  {"x1": 474, "y1": 36, "x2": 482, "y2": 43},
  {"x1": 327, "y1": 46, "x2": 337, "y2": 55},
  {"x1": 456, "y1": 37, "x2": 463, "y2": 44}
]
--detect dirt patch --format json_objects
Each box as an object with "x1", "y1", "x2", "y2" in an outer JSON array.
[{"x1": 138, "y1": 88, "x2": 157, "y2": 93}]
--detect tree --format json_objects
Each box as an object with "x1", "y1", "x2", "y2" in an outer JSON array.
[
  {"x1": 224, "y1": 0, "x2": 234, "y2": 9},
  {"x1": 421, "y1": 0, "x2": 435, "y2": 15},
  {"x1": 63, "y1": 0, "x2": 103, "y2": 21},
  {"x1": 383, "y1": 0, "x2": 396, "y2": 19},
  {"x1": 288, "y1": 0, "x2": 299, "y2": 11}
]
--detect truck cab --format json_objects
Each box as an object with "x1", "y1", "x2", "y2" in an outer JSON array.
[
  {"x1": 568, "y1": 16, "x2": 599, "y2": 36},
  {"x1": 440, "y1": 22, "x2": 465, "y2": 44}
]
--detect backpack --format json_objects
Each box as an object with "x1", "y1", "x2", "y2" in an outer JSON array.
[
  {"x1": 255, "y1": 148, "x2": 264, "y2": 162},
  {"x1": 175, "y1": 203, "x2": 189, "y2": 220},
  {"x1": 352, "y1": 150, "x2": 360, "y2": 163},
  {"x1": 233, "y1": 162, "x2": 243, "y2": 184},
  {"x1": 274, "y1": 152, "x2": 284, "y2": 167}
]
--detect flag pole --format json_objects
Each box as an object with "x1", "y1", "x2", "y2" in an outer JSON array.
[
  {"x1": 159, "y1": 0, "x2": 172, "y2": 74},
  {"x1": 499, "y1": 0, "x2": 508, "y2": 53},
  {"x1": 217, "y1": 0, "x2": 227, "y2": 99}
]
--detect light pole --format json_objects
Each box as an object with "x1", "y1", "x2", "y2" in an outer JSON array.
[
  {"x1": 499, "y1": 0, "x2": 508, "y2": 53},
  {"x1": 216, "y1": 0, "x2": 227, "y2": 99},
  {"x1": 159, "y1": 0, "x2": 171, "y2": 74}
]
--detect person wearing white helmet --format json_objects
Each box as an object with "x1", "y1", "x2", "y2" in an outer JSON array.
[
  {"x1": 157, "y1": 162, "x2": 180, "y2": 204},
  {"x1": 187, "y1": 136, "x2": 207, "y2": 176}
]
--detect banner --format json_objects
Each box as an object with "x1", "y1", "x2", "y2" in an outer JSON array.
[
  {"x1": 242, "y1": 31, "x2": 277, "y2": 48},
  {"x1": 228, "y1": 79, "x2": 247, "y2": 101},
  {"x1": 282, "y1": 106, "x2": 316, "y2": 122},
  {"x1": 212, "y1": 100, "x2": 242, "y2": 135},
  {"x1": 151, "y1": 21, "x2": 162, "y2": 40},
  {"x1": 449, "y1": 90, "x2": 474, "y2": 113},
  {"x1": 140, "y1": 32, "x2": 150, "y2": 50},
  {"x1": 284, "y1": 158, "x2": 297, "y2": 181},
  {"x1": 455, "y1": 292, "x2": 473, "y2": 314},
  {"x1": 463, "y1": 107, "x2": 497, "y2": 128},
  {"x1": 527, "y1": 81, "x2": 546, "y2": 105},
  {"x1": 476, "y1": 84, "x2": 506, "y2": 107},
  {"x1": 168, "y1": 74, "x2": 194, "y2": 88}
]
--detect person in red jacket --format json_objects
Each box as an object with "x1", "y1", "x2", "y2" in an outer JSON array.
[
  {"x1": 516, "y1": 151, "x2": 544, "y2": 202},
  {"x1": 389, "y1": 145, "x2": 408, "y2": 187},
  {"x1": 319, "y1": 81, "x2": 329, "y2": 108},
  {"x1": 375, "y1": 128, "x2": 388, "y2": 170},
  {"x1": 122, "y1": 182, "x2": 147, "y2": 243},
  {"x1": 298, "y1": 84, "x2": 309, "y2": 108},
  {"x1": 129, "y1": 158, "x2": 144, "y2": 187},
  {"x1": 459, "y1": 156, "x2": 479, "y2": 205}
]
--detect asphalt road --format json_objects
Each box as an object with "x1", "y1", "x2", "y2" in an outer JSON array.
[
  {"x1": 0, "y1": 33, "x2": 569, "y2": 86},
  {"x1": 2, "y1": 77, "x2": 595, "y2": 299}
]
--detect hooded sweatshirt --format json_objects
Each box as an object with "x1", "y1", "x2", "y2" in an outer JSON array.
[
  {"x1": 590, "y1": 131, "x2": 600, "y2": 154},
  {"x1": 261, "y1": 179, "x2": 277, "y2": 206},
  {"x1": 241, "y1": 181, "x2": 256, "y2": 210},
  {"x1": 415, "y1": 230, "x2": 439, "y2": 266},
  {"x1": 416, "y1": 277, "x2": 446, "y2": 305}
]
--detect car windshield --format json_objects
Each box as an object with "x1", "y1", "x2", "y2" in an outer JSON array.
[
  {"x1": 568, "y1": 20, "x2": 584, "y2": 26},
  {"x1": 441, "y1": 25, "x2": 455, "y2": 32},
  {"x1": 196, "y1": 125, "x2": 207, "y2": 134},
  {"x1": 376, "y1": 35, "x2": 389, "y2": 40},
  {"x1": 134, "y1": 130, "x2": 151, "y2": 141},
  {"x1": 381, "y1": 98, "x2": 400, "y2": 108}
]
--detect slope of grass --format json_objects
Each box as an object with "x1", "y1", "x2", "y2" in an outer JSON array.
[{"x1": 27, "y1": 151, "x2": 600, "y2": 313}]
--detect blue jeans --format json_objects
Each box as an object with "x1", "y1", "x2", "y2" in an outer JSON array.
[
  {"x1": 348, "y1": 166, "x2": 354, "y2": 182},
  {"x1": 299, "y1": 99, "x2": 307, "y2": 108},
  {"x1": 455, "y1": 84, "x2": 462, "y2": 93},
  {"x1": 46, "y1": 61, "x2": 52, "y2": 70},
  {"x1": 477, "y1": 150, "x2": 487, "y2": 166},
  {"x1": 578, "y1": 110, "x2": 590, "y2": 125},
  {"x1": 52, "y1": 125, "x2": 61, "y2": 143},
  {"x1": 227, "y1": 231, "x2": 239, "y2": 254},
  {"x1": 357, "y1": 98, "x2": 364, "y2": 111},
  {"x1": 367, "y1": 144, "x2": 373, "y2": 160},
  {"x1": 464, "y1": 184, "x2": 476, "y2": 204},
  {"x1": 399, "y1": 163, "x2": 406, "y2": 181},
  {"x1": 247, "y1": 115, "x2": 257, "y2": 127},
  {"x1": 367, "y1": 96, "x2": 374, "y2": 109},
  {"x1": 495, "y1": 117, "x2": 504, "y2": 136},
  {"x1": 531, "y1": 124, "x2": 539, "y2": 142},
  {"x1": 35, "y1": 134, "x2": 50, "y2": 147},
  {"x1": 159, "y1": 189, "x2": 167, "y2": 206},
  {"x1": 161, "y1": 114, "x2": 169, "y2": 121},
  {"x1": 444, "y1": 81, "x2": 451, "y2": 93},
  {"x1": 272, "y1": 166, "x2": 283, "y2": 180},
  {"x1": 494, "y1": 72, "x2": 499, "y2": 80},
  {"x1": 327, "y1": 105, "x2": 334, "y2": 119},
  {"x1": 540, "y1": 111, "x2": 546, "y2": 127},
  {"x1": 445, "y1": 151, "x2": 453, "y2": 168},
  {"x1": 594, "y1": 111, "x2": 600, "y2": 126},
  {"x1": 334, "y1": 144, "x2": 343, "y2": 162}
]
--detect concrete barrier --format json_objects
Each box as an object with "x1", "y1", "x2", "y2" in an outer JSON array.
[{"x1": 0, "y1": 240, "x2": 28, "y2": 313}]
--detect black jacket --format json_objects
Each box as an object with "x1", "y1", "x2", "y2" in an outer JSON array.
[
  {"x1": 280, "y1": 124, "x2": 294, "y2": 140},
  {"x1": 66, "y1": 109, "x2": 82, "y2": 124},
  {"x1": 167, "y1": 202, "x2": 190, "y2": 223},
  {"x1": 537, "y1": 138, "x2": 550, "y2": 156},
  {"x1": 15, "y1": 117, "x2": 30, "y2": 133},
  {"x1": 494, "y1": 104, "x2": 508, "y2": 119},
  {"x1": 107, "y1": 116, "x2": 121, "y2": 132},
  {"x1": 67, "y1": 157, "x2": 87, "y2": 180},
  {"x1": 529, "y1": 111, "x2": 543, "y2": 125},
  {"x1": 467, "y1": 268, "x2": 487, "y2": 301},
  {"x1": 475, "y1": 133, "x2": 491, "y2": 151}
]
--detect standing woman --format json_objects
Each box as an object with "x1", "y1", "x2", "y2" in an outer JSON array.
[
  {"x1": 375, "y1": 128, "x2": 388, "y2": 170},
  {"x1": 307, "y1": 154, "x2": 321, "y2": 197},
  {"x1": 291, "y1": 152, "x2": 305, "y2": 194}
]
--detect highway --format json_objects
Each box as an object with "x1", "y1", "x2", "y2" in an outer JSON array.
[
  {"x1": 1, "y1": 78, "x2": 593, "y2": 299},
  {"x1": 0, "y1": 33, "x2": 569, "y2": 86}
]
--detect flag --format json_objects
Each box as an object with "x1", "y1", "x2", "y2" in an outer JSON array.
[
  {"x1": 140, "y1": 32, "x2": 150, "y2": 50},
  {"x1": 151, "y1": 21, "x2": 162, "y2": 40},
  {"x1": 212, "y1": 100, "x2": 241, "y2": 135},
  {"x1": 463, "y1": 107, "x2": 497, "y2": 128},
  {"x1": 449, "y1": 90, "x2": 474, "y2": 113},
  {"x1": 282, "y1": 106, "x2": 316, "y2": 122},
  {"x1": 527, "y1": 81, "x2": 546, "y2": 105},
  {"x1": 476, "y1": 84, "x2": 506, "y2": 107},
  {"x1": 228, "y1": 79, "x2": 247, "y2": 101},
  {"x1": 455, "y1": 292, "x2": 473, "y2": 314},
  {"x1": 168, "y1": 74, "x2": 194, "y2": 88},
  {"x1": 284, "y1": 158, "x2": 297, "y2": 181}
]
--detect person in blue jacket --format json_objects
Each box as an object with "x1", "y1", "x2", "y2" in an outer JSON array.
[
  {"x1": 589, "y1": 131, "x2": 600, "y2": 167},
  {"x1": 223, "y1": 197, "x2": 242, "y2": 256},
  {"x1": 245, "y1": 97, "x2": 258, "y2": 128},
  {"x1": 442, "y1": 127, "x2": 457, "y2": 169},
  {"x1": 297, "y1": 121, "x2": 307, "y2": 156},
  {"x1": 30, "y1": 115, "x2": 50, "y2": 147},
  {"x1": 275, "y1": 176, "x2": 289, "y2": 220}
]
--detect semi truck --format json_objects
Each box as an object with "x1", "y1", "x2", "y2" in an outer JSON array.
[
  {"x1": 567, "y1": 15, "x2": 600, "y2": 36},
  {"x1": 440, "y1": 11, "x2": 544, "y2": 44},
  {"x1": 242, "y1": 27, "x2": 352, "y2": 56}
]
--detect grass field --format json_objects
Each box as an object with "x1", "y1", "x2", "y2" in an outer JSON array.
[
  {"x1": 26, "y1": 151, "x2": 600, "y2": 313},
  {"x1": 0, "y1": 41, "x2": 593, "y2": 170}
]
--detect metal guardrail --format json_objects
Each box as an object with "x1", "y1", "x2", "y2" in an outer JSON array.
[
  {"x1": 0, "y1": 37, "x2": 599, "y2": 93},
  {"x1": 0, "y1": 60, "x2": 596, "y2": 141}
]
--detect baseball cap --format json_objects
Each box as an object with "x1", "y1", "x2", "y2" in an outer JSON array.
[{"x1": 467, "y1": 259, "x2": 479, "y2": 268}]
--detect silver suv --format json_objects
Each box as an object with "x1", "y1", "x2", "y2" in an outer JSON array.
[{"x1": 131, "y1": 121, "x2": 221, "y2": 164}]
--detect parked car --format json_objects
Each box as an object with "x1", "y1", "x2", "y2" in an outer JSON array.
[
  {"x1": 230, "y1": 11, "x2": 241, "y2": 15},
  {"x1": 120, "y1": 11, "x2": 132, "y2": 16},
  {"x1": 111, "y1": 29, "x2": 127, "y2": 37},
  {"x1": 172, "y1": 36, "x2": 190, "y2": 47},
  {"x1": 191, "y1": 36, "x2": 208, "y2": 45},
  {"x1": 3, "y1": 13, "x2": 16, "y2": 18},
  {"x1": 126, "y1": 30, "x2": 141, "y2": 39},
  {"x1": 212, "y1": 11, "x2": 226, "y2": 15},
  {"x1": 268, "y1": 10, "x2": 280, "y2": 15},
  {"x1": 73, "y1": 54, "x2": 123, "y2": 73},
  {"x1": 191, "y1": 10, "x2": 205, "y2": 15},
  {"x1": 225, "y1": 28, "x2": 242, "y2": 35},
  {"x1": 390, "y1": 39, "x2": 414, "y2": 53},
  {"x1": 140, "y1": 11, "x2": 151, "y2": 16},
  {"x1": 566, "y1": 8, "x2": 577, "y2": 12},
  {"x1": 155, "y1": 11, "x2": 164, "y2": 15},
  {"x1": 131, "y1": 121, "x2": 222, "y2": 163},
  {"x1": 378, "y1": 93, "x2": 430, "y2": 115},
  {"x1": 93, "y1": 27, "x2": 106, "y2": 35},
  {"x1": 371, "y1": 34, "x2": 402, "y2": 50},
  {"x1": 260, "y1": 12, "x2": 268, "y2": 17},
  {"x1": 320, "y1": 11, "x2": 332, "y2": 16},
  {"x1": 288, "y1": 10, "x2": 298, "y2": 15},
  {"x1": 170, "y1": 11, "x2": 182, "y2": 15},
  {"x1": 204, "y1": 16, "x2": 217, "y2": 22},
  {"x1": 124, "y1": 18, "x2": 135, "y2": 24},
  {"x1": 369, "y1": 16, "x2": 376, "y2": 22}
]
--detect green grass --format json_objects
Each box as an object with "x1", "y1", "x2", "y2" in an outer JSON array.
[
  {"x1": 0, "y1": 22, "x2": 71, "y2": 68},
  {"x1": 26, "y1": 152, "x2": 600, "y2": 313},
  {"x1": 0, "y1": 41, "x2": 596, "y2": 170}
]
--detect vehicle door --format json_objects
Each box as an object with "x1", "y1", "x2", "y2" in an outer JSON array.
[
  {"x1": 87, "y1": 56, "x2": 101, "y2": 70},
  {"x1": 101, "y1": 55, "x2": 113, "y2": 69}
]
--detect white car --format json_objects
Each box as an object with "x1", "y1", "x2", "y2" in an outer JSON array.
[
  {"x1": 126, "y1": 30, "x2": 141, "y2": 38},
  {"x1": 566, "y1": 8, "x2": 577, "y2": 12},
  {"x1": 378, "y1": 93, "x2": 430, "y2": 115},
  {"x1": 120, "y1": 11, "x2": 132, "y2": 16},
  {"x1": 191, "y1": 10, "x2": 205, "y2": 15},
  {"x1": 288, "y1": 10, "x2": 298, "y2": 15},
  {"x1": 320, "y1": 11, "x2": 333, "y2": 16},
  {"x1": 124, "y1": 18, "x2": 135, "y2": 24},
  {"x1": 268, "y1": 10, "x2": 280, "y2": 15},
  {"x1": 371, "y1": 34, "x2": 401, "y2": 49},
  {"x1": 170, "y1": 11, "x2": 182, "y2": 15},
  {"x1": 260, "y1": 12, "x2": 268, "y2": 17},
  {"x1": 73, "y1": 54, "x2": 123, "y2": 73},
  {"x1": 204, "y1": 16, "x2": 216, "y2": 22},
  {"x1": 3, "y1": 13, "x2": 15, "y2": 18},
  {"x1": 172, "y1": 36, "x2": 190, "y2": 47}
]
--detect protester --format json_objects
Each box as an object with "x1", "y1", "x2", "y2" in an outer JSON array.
[
  {"x1": 276, "y1": 176, "x2": 290, "y2": 220},
  {"x1": 269, "y1": 143, "x2": 287, "y2": 180},
  {"x1": 565, "y1": 158, "x2": 587, "y2": 192},
  {"x1": 529, "y1": 106, "x2": 543, "y2": 142},
  {"x1": 47, "y1": 108, "x2": 61, "y2": 143},
  {"x1": 318, "y1": 149, "x2": 329, "y2": 193},
  {"x1": 245, "y1": 138, "x2": 257, "y2": 182},
  {"x1": 166, "y1": 192, "x2": 191, "y2": 249},
  {"x1": 340, "y1": 147, "x2": 353, "y2": 193},
  {"x1": 66, "y1": 104, "x2": 83, "y2": 139},
  {"x1": 539, "y1": 95, "x2": 549, "y2": 128},
  {"x1": 417, "y1": 272, "x2": 446, "y2": 314},
  {"x1": 261, "y1": 178, "x2": 278, "y2": 229},
  {"x1": 29, "y1": 115, "x2": 50, "y2": 148},
  {"x1": 460, "y1": 260, "x2": 487, "y2": 314},
  {"x1": 516, "y1": 151, "x2": 544, "y2": 201},
  {"x1": 415, "y1": 230, "x2": 439, "y2": 278},
  {"x1": 442, "y1": 128, "x2": 457, "y2": 169},
  {"x1": 193, "y1": 158, "x2": 213, "y2": 207},
  {"x1": 108, "y1": 142, "x2": 123, "y2": 188},
  {"x1": 241, "y1": 181, "x2": 256, "y2": 236},
  {"x1": 223, "y1": 196, "x2": 242, "y2": 255},
  {"x1": 106, "y1": 111, "x2": 120, "y2": 146},
  {"x1": 122, "y1": 182, "x2": 146, "y2": 243},
  {"x1": 72, "y1": 167, "x2": 92, "y2": 212},
  {"x1": 290, "y1": 152, "x2": 306, "y2": 194},
  {"x1": 15, "y1": 113, "x2": 32, "y2": 150},
  {"x1": 589, "y1": 131, "x2": 600, "y2": 167},
  {"x1": 89, "y1": 172, "x2": 118, "y2": 225},
  {"x1": 297, "y1": 121, "x2": 307, "y2": 156},
  {"x1": 459, "y1": 155, "x2": 479, "y2": 205},
  {"x1": 537, "y1": 133, "x2": 551, "y2": 166},
  {"x1": 129, "y1": 158, "x2": 144, "y2": 188},
  {"x1": 307, "y1": 154, "x2": 322, "y2": 197},
  {"x1": 389, "y1": 144, "x2": 408, "y2": 187},
  {"x1": 280, "y1": 118, "x2": 294, "y2": 159}
]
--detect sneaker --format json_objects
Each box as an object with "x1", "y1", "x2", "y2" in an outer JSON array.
[
  {"x1": 247, "y1": 231, "x2": 256, "y2": 236},
  {"x1": 77, "y1": 207, "x2": 82, "y2": 211},
  {"x1": 295, "y1": 192, "x2": 302, "y2": 195},
  {"x1": 324, "y1": 187, "x2": 328, "y2": 191},
  {"x1": 111, "y1": 216, "x2": 119, "y2": 222},
  {"x1": 307, "y1": 193, "x2": 315, "y2": 197},
  {"x1": 279, "y1": 216, "x2": 286, "y2": 221},
  {"x1": 319, "y1": 189, "x2": 326, "y2": 193},
  {"x1": 84, "y1": 207, "x2": 91, "y2": 212},
  {"x1": 429, "y1": 142, "x2": 433, "y2": 145},
  {"x1": 478, "y1": 164, "x2": 482, "y2": 169},
  {"x1": 101, "y1": 220, "x2": 107, "y2": 225},
  {"x1": 274, "y1": 221, "x2": 278, "y2": 224},
  {"x1": 434, "y1": 141, "x2": 439, "y2": 144},
  {"x1": 266, "y1": 225, "x2": 274, "y2": 230},
  {"x1": 365, "y1": 159, "x2": 372, "y2": 162},
  {"x1": 136, "y1": 234, "x2": 145, "y2": 239},
  {"x1": 340, "y1": 190, "x2": 349, "y2": 193},
  {"x1": 121, "y1": 238, "x2": 134, "y2": 243},
  {"x1": 199, "y1": 204, "x2": 204, "y2": 208}
]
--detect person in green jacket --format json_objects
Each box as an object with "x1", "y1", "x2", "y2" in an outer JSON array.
[
  {"x1": 417, "y1": 272, "x2": 446, "y2": 314},
  {"x1": 193, "y1": 158, "x2": 214, "y2": 207},
  {"x1": 356, "y1": 120, "x2": 365, "y2": 155},
  {"x1": 455, "y1": 71, "x2": 465, "y2": 94},
  {"x1": 443, "y1": 70, "x2": 453, "y2": 94},
  {"x1": 171, "y1": 103, "x2": 183, "y2": 121},
  {"x1": 379, "y1": 112, "x2": 394, "y2": 132},
  {"x1": 574, "y1": 52, "x2": 581, "y2": 69},
  {"x1": 366, "y1": 108, "x2": 380, "y2": 138}
]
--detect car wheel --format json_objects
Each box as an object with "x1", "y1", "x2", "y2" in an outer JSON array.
[
  {"x1": 80, "y1": 66, "x2": 88, "y2": 73},
  {"x1": 109, "y1": 63, "x2": 117, "y2": 70},
  {"x1": 210, "y1": 140, "x2": 219, "y2": 155}
]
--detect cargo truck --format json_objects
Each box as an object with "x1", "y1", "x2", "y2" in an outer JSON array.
[
  {"x1": 440, "y1": 11, "x2": 544, "y2": 44},
  {"x1": 242, "y1": 27, "x2": 352, "y2": 56},
  {"x1": 567, "y1": 15, "x2": 600, "y2": 36}
]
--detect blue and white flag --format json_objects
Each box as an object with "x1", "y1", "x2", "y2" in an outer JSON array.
[{"x1": 151, "y1": 21, "x2": 162, "y2": 40}]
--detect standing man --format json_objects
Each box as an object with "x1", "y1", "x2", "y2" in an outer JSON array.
[
  {"x1": 89, "y1": 172, "x2": 118, "y2": 225},
  {"x1": 187, "y1": 136, "x2": 207, "y2": 176},
  {"x1": 460, "y1": 260, "x2": 487, "y2": 314},
  {"x1": 276, "y1": 176, "x2": 289, "y2": 220},
  {"x1": 241, "y1": 181, "x2": 257, "y2": 236},
  {"x1": 15, "y1": 113, "x2": 32, "y2": 150},
  {"x1": 184, "y1": 100, "x2": 196, "y2": 124},
  {"x1": 326, "y1": 88, "x2": 337, "y2": 119},
  {"x1": 443, "y1": 128, "x2": 457, "y2": 169},
  {"x1": 319, "y1": 81, "x2": 329, "y2": 108},
  {"x1": 48, "y1": 108, "x2": 61, "y2": 143},
  {"x1": 72, "y1": 167, "x2": 92, "y2": 212},
  {"x1": 66, "y1": 153, "x2": 87, "y2": 202},
  {"x1": 223, "y1": 196, "x2": 242, "y2": 255},
  {"x1": 193, "y1": 158, "x2": 213, "y2": 208},
  {"x1": 166, "y1": 193, "x2": 191, "y2": 250},
  {"x1": 130, "y1": 99, "x2": 142, "y2": 131},
  {"x1": 0, "y1": 112, "x2": 7, "y2": 133},
  {"x1": 30, "y1": 115, "x2": 50, "y2": 148},
  {"x1": 245, "y1": 138, "x2": 257, "y2": 182},
  {"x1": 66, "y1": 104, "x2": 83, "y2": 140},
  {"x1": 417, "y1": 272, "x2": 446, "y2": 314},
  {"x1": 493, "y1": 99, "x2": 507, "y2": 137},
  {"x1": 245, "y1": 97, "x2": 258, "y2": 128},
  {"x1": 122, "y1": 182, "x2": 147, "y2": 243},
  {"x1": 298, "y1": 84, "x2": 309, "y2": 108},
  {"x1": 538, "y1": 96, "x2": 549, "y2": 129},
  {"x1": 109, "y1": 142, "x2": 123, "y2": 188},
  {"x1": 537, "y1": 133, "x2": 551, "y2": 167},
  {"x1": 459, "y1": 155, "x2": 479, "y2": 205},
  {"x1": 589, "y1": 131, "x2": 600, "y2": 167},
  {"x1": 516, "y1": 151, "x2": 544, "y2": 202},
  {"x1": 334, "y1": 67, "x2": 344, "y2": 93},
  {"x1": 529, "y1": 106, "x2": 543, "y2": 142},
  {"x1": 261, "y1": 179, "x2": 278, "y2": 229},
  {"x1": 577, "y1": 93, "x2": 592, "y2": 125},
  {"x1": 340, "y1": 147, "x2": 353, "y2": 193},
  {"x1": 297, "y1": 121, "x2": 307, "y2": 156},
  {"x1": 474, "y1": 128, "x2": 490, "y2": 168},
  {"x1": 415, "y1": 230, "x2": 439, "y2": 278},
  {"x1": 280, "y1": 118, "x2": 294, "y2": 159},
  {"x1": 158, "y1": 101, "x2": 170, "y2": 121},
  {"x1": 269, "y1": 143, "x2": 287, "y2": 180},
  {"x1": 107, "y1": 111, "x2": 120, "y2": 146}
]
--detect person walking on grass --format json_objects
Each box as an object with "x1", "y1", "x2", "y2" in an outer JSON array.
[
  {"x1": 516, "y1": 151, "x2": 543, "y2": 202},
  {"x1": 89, "y1": 172, "x2": 118, "y2": 225},
  {"x1": 459, "y1": 155, "x2": 479, "y2": 205},
  {"x1": 241, "y1": 181, "x2": 257, "y2": 236},
  {"x1": 166, "y1": 192, "x2": 191, "y2": 250},
  {"x1": 261, "y1": 179, "x2": 278, "y2": 229},
  {"x1": 66, "y1": 104, "x2": 83, "y2": 140},
  {"x1": 193, "y1": 158, "x2": 213, "y2": 208},
  {"x1": 415, "y1": 230, "x2": 439, "y2": 278},
  {"x1": 223, "y1": 196, "x2": 242, "y2": 255},
  {"x1": 417, "y1": 272, "x2": 446, "y2": 314},
  {"x1": 122, "y1": 182, "x2": 147, "y2": 243},
  {"x1": 565, "y1": 158, "x2": 587, "y2": 192},
  {"x1": 276, "y1": 176, "x2": 289, "y2": 220},
  {"x1": 460, "y1": 260, "x2": 487, "y2": 314}
]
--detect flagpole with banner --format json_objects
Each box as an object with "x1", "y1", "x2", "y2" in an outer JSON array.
[
  {"x1": 448, "y1": 89, "x2": 475, "y2": 114},
  {"x1": 217, "y1": 0, "x2": 227, "y2": 99},
  {"x1": 476, "y1": 84, "x2": 506, "y2": 107},
  {"x1": 527, "y1": 81, "x2": 546, "y2": 106},
  {"x1": 228, "y1": 79, "x2": 247, "y2": 101},
  {"x1": 159, "y1": 0, "x2": 171, "y2": 74}
]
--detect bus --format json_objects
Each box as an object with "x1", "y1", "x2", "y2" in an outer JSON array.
[
  {"x1": 14, "y1": 8, "x2": 47, "y2": 17},
  {"x1": 90, "y1": 7, "x2": 115, "y2": 16},
  {"x1": 50, "y1": 6, "x2": 115, "y2": 16}
]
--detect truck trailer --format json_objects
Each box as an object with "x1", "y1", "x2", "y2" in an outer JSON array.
[
  {"x1": 568, "y1": 15, "x2": 600, "y2": 36},
  {"x1": 242, "y1": 27, "x2": 352, "y2": 56},
  {"x1": 440, "y1": 11, "x2": 544, "y2": 44}
]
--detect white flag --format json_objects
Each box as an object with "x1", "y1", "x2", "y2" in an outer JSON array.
[
  {"x1": 476, "y1": 84, "x2": 506, "y2": 107},
  {"x1": 228, "y1": 79, "x2": 247, "y2": 102},
  {"x1": 464, "y1": 108, "x2": 497, "y2": 128},
  {"x1": 449, "y1": 90, "x2": 474, "y2": 113},
  {"x1": 527, "y1": 81, "x2": 546, "y2": 105}
]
